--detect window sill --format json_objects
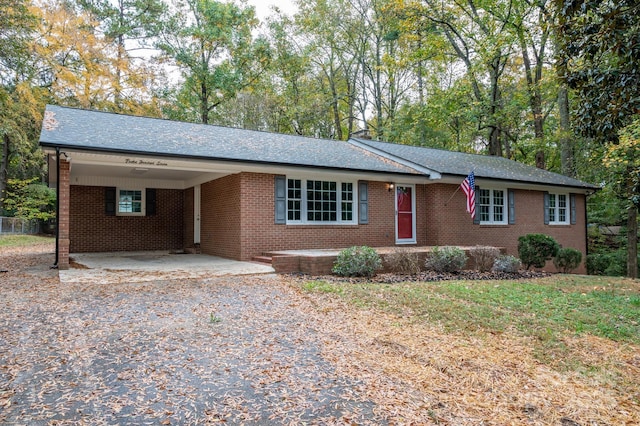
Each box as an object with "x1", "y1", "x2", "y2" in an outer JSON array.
[{"x1": 285, "y1": 224, "x2": 359, "y2": 229}]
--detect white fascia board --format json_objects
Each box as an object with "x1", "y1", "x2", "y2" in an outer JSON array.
[
  {"x1": 438, "y1": 175, "x2": 598, "y2": 195},
  {"x1": 347, "y1": 139, "x2": 442, "y2": 179}
]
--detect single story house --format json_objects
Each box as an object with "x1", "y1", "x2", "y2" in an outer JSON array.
[{"x1": 39, "y1": 105, "x2": 598, "y2": 273}]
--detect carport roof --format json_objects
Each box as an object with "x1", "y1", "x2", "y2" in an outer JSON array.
[{"x1": 39, "y1": 105, "x2": 421, "y2": 176}]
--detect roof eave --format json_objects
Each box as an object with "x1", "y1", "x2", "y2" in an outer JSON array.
[
  {"x1": 39, "y1": 141, "x2": 425, "y2": 179},
  {"x1": 439, "y1": 173, "x2": 600, "y2": 194}
]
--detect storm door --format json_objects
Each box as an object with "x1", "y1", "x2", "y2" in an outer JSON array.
[{"x1": 395, "y1": 184, "x2": 416, "y2": 244}]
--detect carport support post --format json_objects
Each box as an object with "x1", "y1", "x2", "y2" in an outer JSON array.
[{"x1": 57, "y1": 158, "x2": 71, "y2": 270}]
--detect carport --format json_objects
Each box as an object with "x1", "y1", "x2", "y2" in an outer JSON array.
[{"x1": 59, "y1": 251, "x2": 275, "y2": 284}]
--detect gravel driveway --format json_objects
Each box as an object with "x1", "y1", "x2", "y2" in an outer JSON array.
[{"x1": 0, "y1": 247, "x2": 425, "y2": 425}]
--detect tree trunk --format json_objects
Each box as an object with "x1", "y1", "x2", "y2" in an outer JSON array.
[
  {"x1": 0, "y1": 134, "x2": 9, "y2": 212},
  {"x1": 328, "y1": 66, "x2": 343, "y2": 140},
  {"x1": 553, "y1": 0, "x2": 575, "y2": 177},
  {"x1": 558, "y1": 83, "x2": 574, "y2": 177},
  {"x1": 627, "y1": 205, "x2": 638, "y2": 278},
  {"x1": 115, "y1": 0, "x2": 125, "y2": 108},
  {"x1": 488, "y1": 61, "x2": 503, "y2": 156},
  {"x1": 374, "y1": 37, "x2": 383, "y2": 139},
  {"x1": 200, "y1": 81, "x2": 208, "y2": 124},
  {"x1": 518, "y1": 31, "x2": 545, "y2": 141}
]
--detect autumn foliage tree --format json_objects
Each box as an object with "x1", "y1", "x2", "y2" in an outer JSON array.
[
  {"x1": 35, "y1": 0, "x2": 161, "y2": 114},
  {"x1": 76, "y1": 0, "x2": 166, "y2": 113},
  {"x1": 1, "y1": 0, "x2": 44, "y2": 213}
]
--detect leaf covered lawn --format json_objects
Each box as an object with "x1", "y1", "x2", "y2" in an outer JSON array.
[{"x1": 1, "y1": 243, "x2": 638, "y2": 425}]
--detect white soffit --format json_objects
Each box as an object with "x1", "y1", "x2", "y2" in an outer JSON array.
[{"x1": 50, "y1": 150, "x2": 431, "y2": 188}]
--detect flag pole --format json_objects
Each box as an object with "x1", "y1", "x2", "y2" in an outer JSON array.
[{"x1": 444, "y1": 185, "x2": 461, "y2": 206}]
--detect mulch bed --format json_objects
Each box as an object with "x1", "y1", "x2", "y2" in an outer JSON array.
[{"x1": 314, "y1": 270, "x2": 550, "y2": 284}]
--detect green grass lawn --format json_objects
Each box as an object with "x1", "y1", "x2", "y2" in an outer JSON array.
[
  {"x1": 300, "y1": 275, "x2": 640, "y2": 368},
  {"x1": 0, "y1": 234, "x2": 54, "y2": 247}
]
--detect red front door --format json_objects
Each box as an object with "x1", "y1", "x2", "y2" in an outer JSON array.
[{"x1": 396, "y1": 185, "x2": 415, "y2": 242}]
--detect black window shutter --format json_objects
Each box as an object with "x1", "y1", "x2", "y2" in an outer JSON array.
[
  {"x1": 358, "y1": 181, "x2": 368, "y2": 224},
  {"x1": 105, "y1": 187, "x2": 116, "y2": 216},
  {"x1": 146, "y1": 188, "x2": 157, "y2": 216},
  {"x1": 473, "y1": 186, "x2": 481, "y2": 225},
  {"x1": 508, "y1": 189, "x2": 515, "y2": 225},
  {"x1": 570, "y1": 193, "x2": 576, "y2": 225},
  {"x1": 275, "y1": 175, "x2": 286, "y2": 224},
  {"x1": 543, "y1": 192, "x2": 550, "y2": 224}
]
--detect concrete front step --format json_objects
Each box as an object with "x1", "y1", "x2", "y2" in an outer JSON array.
[
  {"x1": 252, "y1": 255, "x2": 273, "y2": 265},
  {"x1": 184, "y1": 244, "x2": 201, "y2": 254}
]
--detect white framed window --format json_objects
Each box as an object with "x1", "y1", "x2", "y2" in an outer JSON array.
[
  {"x1": 548, "y1": 193, "x2": 569, "y2": 224},
  {"x1": 117, "y1": 188, "x2": 145, "y2": 216},
  {"x1": 286, "y1": 178, "x2": 356, "y2": 224},
  {"x1": 478, "y1": 188, "x2": 507, "y2": 224}
]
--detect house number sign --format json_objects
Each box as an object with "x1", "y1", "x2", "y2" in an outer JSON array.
[{"x1": 125, "y1": 158, "x2": 169, "y2": 166}]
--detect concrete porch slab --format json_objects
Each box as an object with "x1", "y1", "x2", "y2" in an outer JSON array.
[{"x1": 59, "y1": 251, "x2": 275, "y2": 284}]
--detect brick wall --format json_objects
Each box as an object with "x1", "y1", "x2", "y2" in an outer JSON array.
[
  {"x1": 196, "y1": 173, "x2": 588, "y2": 274},
  {"x1": 237, "y1": 173, "x2": 419, "y2": 260},
  {"x1": 69, "y1": 186, "x2": 184, "y2": 253},
  {"x1": 200, "y1": 174, "x2": 242, "y2": 259},
  {"x1": 425, "y1": 183, "x2": 587, "y2": 273}
]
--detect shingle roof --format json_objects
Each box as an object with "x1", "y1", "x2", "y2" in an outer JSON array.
[
  {"x1": 39, "y1": 105, "x2": 421, "y2": 176},
  {"x1": 39, "y1": 105, "x2": 598, "y2": 190},
  {"x1": 352, "y1": 138, "x2": 598, "y2": 190}
]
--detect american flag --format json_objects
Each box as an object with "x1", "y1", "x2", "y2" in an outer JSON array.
[{"x1": 460, "y1": 171, "x2": 476, "y2": 219}]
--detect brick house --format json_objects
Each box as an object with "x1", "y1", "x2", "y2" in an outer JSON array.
[{"x1": 39, "y1": 105, "x2": 598, "y2": 272}]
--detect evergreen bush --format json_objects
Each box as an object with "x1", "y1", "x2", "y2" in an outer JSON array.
[
  {"x1": 332, "y1": 246, "x2": 382, "y2": 277},
  {"x1": 587, "y1": 251, "x2": 628, "y2": 276},
  {"x1": 517, "y1": 234, "x2": 560, "y2": 270},
  {"x1": 553, "y1": 248, "x2": 583, "y2": 273}
]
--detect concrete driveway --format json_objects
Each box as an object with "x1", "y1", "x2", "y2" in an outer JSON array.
[{"x1": 61, "y1": 251, "x2": 275, "y2": 284}]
